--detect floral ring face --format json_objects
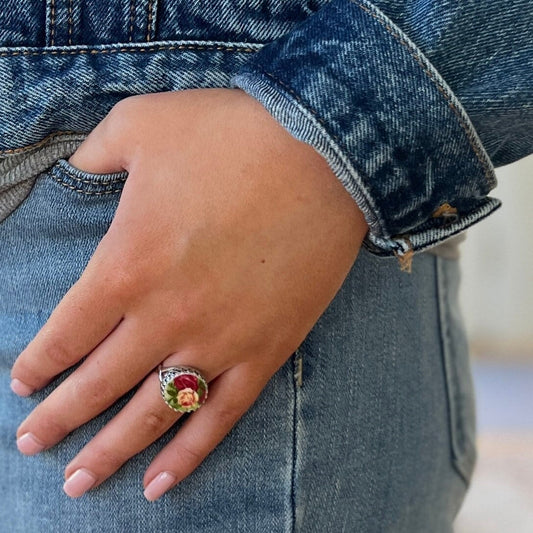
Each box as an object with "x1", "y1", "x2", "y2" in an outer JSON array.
[{"x1": 159, "y1": 366, "x2": 208, "y2": 413}]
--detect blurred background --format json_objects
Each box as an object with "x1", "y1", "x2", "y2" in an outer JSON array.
[{"x1": 454, "y1": 155, "x2": 533, "y2": 532}]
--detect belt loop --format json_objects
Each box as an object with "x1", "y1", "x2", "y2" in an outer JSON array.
[
  {"x1": 45, "y1": 0, "x2": 78, "y2": 47},
  {"x1": 129, "y1": 0, "x2": 159, "y2": 43}
]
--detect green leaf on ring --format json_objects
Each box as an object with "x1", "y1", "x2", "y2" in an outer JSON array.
[
  {"x1": 164, "y1": 382, "x2": 178, "y2": 400},
  {"x1": 197, "y1": 381, "x2": 206, "y2": 398}
]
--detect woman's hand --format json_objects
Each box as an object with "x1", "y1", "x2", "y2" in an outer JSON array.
[{"x1": 10, "y1": 88, "x2": 368, "y2": 500}]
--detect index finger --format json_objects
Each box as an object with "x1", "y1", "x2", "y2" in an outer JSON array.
[{"x1": 10, "y1": 253, "x2": 125, "y2": 395}]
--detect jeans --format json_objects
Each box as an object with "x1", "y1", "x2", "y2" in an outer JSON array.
[
  {"x1": 0, "y1": 2, "x2": 477, "y2": 530},
  {"x1": 0, "y1": 147, "x2": 475, "y2": 531}
]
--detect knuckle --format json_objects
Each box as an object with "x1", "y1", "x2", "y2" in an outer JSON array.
[
  {"x1": 28, "y1": 415, "x2": 70, "y2": 444},
  {"x1": 111, "y1": 94, "x2": 142, "y2": 117},
  {"x1": 79, "y1": 373, "x2": 116, "y2": 411},
  {"x1": 173, "y1": 439, "x2": 205, "y2": 467},
  {"x1": 105, "y1": 96, "x2": 147, "y2": 139},
  {"x1": 92, "y1": 95, "x2": 144, "y2": 157},
  {"x1": 110, "y1": 267, "x2": 135, "y2": 293},
  {"x1": 142, "y1": 408, "x2": 174, "y2": 435},
  {"x1": 102, "y1": 263, "x2": 139, "y2": 299},
  {"x1": 90, "y1": 444, "x2": 127, "y2": 472},
  {"x1": 45, "y1": 417, "x2": 71, "y2": 441},
  {"x1": 106, "y1": 97, "x2": 137, "y2": 129},
  {"x1": 162, "y1": 292, "x2": 206, "y2": 332},
  {"x1": 163, "y1": 303, "x2": 190, "y2": 331},
  {"x1": 41, "y1": 334, "x2": 74, "y2": 370},
  {"x1": 213, "y1": 405, "x2": 242, "y2": 428}
]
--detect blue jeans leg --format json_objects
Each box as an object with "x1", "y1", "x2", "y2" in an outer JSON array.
[{"x1": 0, "y1": 149, "x2": 475, "y2": 532}]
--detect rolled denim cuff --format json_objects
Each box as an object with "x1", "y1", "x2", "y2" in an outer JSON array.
[{"x1": 231, "y1": 0, "x2": 501, "y2": 259}]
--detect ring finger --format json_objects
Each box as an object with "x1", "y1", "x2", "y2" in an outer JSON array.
[
  {"x1": 62, "y1": 361, "x2": 218, "y2": 498},
  {"x1": 15, "y1": 315, "x2": 170, "y2": 454}
]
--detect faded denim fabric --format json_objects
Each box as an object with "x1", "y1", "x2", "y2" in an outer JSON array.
[
  {"x1": 0, "y1": 1, "x2": 527, "y2": 530},
  {"x1": 1, "y1": 1, "x2": 531, "y2": 255},
  {"x1": 233, "y1": 0, "x2": 533, "y2": 257},
  {"x1": 0, "y1": 150, "x2": 474, "y2": 530}
]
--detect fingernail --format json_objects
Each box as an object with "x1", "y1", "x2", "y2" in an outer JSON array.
[
  {"x1": 144, "y1": 472, "x2": 177, "y2": 502},
  {"x1": 63, "y1": 468, "x2": 97, "y2": 498},
  {"x1": 10, "y1": 378, "x2": 34, "y2": 397},
  {"x1": 17, "y1": 433, "x2": 45, "y2": 455}
]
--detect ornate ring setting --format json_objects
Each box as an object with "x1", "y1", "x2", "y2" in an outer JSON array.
[{"x1": 159, "y1": 365, "x2": 208, "y2": 413}]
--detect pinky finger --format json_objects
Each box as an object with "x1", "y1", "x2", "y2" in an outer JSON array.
[{"x1": 143, "y1": 363, "x2": 268, "y2": 502}]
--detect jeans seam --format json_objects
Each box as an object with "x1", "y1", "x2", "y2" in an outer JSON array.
[
  {"x1": 128, "y1": 0, "x2": 135, "y2": 42},
  {"x1": 0, "y1": 132, "x2": 85, "y2": 156},
  {"x1": 49, "y1": 172, "x2": 124, "y2": 195},
  {"x1": 67, "y1": 0, "x2": 73, "y2": 46},
  {"x1": 147, "y1": 0, "x2": 154, "y2": 42},
  {"x1": 435, "y1": 256, "x2": 470, "y2": 486},
  {"x1": 0, "y1": 43, "x2": 259, "y2": 58},
  {"x1": 290, "y1": 351, "x2": 300, "y2": 533},
  {"x1": 49, "y1": 0, "x2": 56, "y2": 47},
  {"x1": 56, "y1": 163, "x2": 128, "y2": 185}
]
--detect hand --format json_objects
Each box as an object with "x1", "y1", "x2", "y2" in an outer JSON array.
[{"x1": 10, "y1": 88, "x2": 368, "y2": 500}]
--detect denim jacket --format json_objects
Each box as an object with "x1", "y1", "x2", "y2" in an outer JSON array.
[
  {"x1": 232, "y1": 0, "x2": 533, "y2": 259},
  {"x1": 1, "y1": 0, "x2": 531, "y2": 260}
]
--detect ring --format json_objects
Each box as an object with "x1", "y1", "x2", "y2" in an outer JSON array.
[{"x1": 159, "y1": 365, "x2": 208, "y2": 413}]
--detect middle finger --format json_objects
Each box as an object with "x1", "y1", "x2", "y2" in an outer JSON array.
[
  {"x1": 62, "y1": 363, "x2": 217, "y2": 498},
  {"x1": 15, "y1": 315, "x2": 168, "y2": 455}
]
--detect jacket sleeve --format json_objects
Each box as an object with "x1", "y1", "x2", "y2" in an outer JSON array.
[{"x1": 231, "y1": 0, "x2": 533, "y2": 261}]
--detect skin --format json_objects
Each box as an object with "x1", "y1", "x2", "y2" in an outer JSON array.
[{"x1": 10, "y1": 88, "x2": 368, "y2": 500}]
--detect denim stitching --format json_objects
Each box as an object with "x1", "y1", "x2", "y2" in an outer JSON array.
[
  {"x1": 0, "y1": 43, "x2": 258, "y2": 57},
  {"x1": 353, "y1": 1, "x2": 493, "y2": 183},
  {"x1": 128, "y1": 0, "x2": 135, "y2": 42},
  {"x1": 361, "y1": 198, "x2": 499, "y2": 256},
  {"x1": 0, "y1": 131, "x2": 82, "y2": 155},
  {"x1": 147, "y1": 0, "x2": 154, "y2": 42},
  {"x1": 435, "y1": 257, "x2": 456, "y2": 469},
  {"x1": 434, "y1": 256, "x2": 471, "y2": 485},
  {"x1": 290, "y1": 354, "x2": 299, "y2": 533},
  {"x1": 49, "y1": 0, "x2": 56, "y2": 46},
  {"x1": 56, "y1": 163, "x2": 127, "y2": 185},
  {"x1": 67, "y1": 0, "x2": 73, "y2": 46},
  {"x1": 49, "y1": 172, "x2": 124, "y2": 195}
]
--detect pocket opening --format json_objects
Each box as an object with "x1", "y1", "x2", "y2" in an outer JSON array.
[
  {"x1": 0, "y1": 133, "x2": 84, "y2": 223},
  {"x1": 50, "y1": 159, "x2": 128, "y2": 195},
  {"x1": 0, "y1": 132, "x2": 127, "y2": 224}
]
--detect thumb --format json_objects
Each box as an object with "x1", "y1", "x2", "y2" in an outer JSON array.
[{"x1": 68, "y1": 103, "x2": 130, "y2": 175}]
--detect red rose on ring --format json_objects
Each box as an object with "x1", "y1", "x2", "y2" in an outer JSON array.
[
  {"x1": 161, "y1": 369, "x2": 208, "y2": 412},
  {"x1": 173, "y1": 374, "x2": 198, "y2": 391}
]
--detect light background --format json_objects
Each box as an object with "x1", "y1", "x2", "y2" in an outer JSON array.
[{"x1": 454, "y1": 154, "x2": 533, "y2": 532}]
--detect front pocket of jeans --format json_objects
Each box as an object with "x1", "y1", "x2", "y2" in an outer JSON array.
[
  {"x1": 48, "y1": 158, "x2": 128, "y2": 196},
  {"x1": 436, "y1": 256, "x2": 477, "y2": 485},
  {"x1": 0, "y1": 135, "x2": 127, "y2": 319},
  {"x1": 0, "y1": 132, "x2": 127, "y2": 226}
]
